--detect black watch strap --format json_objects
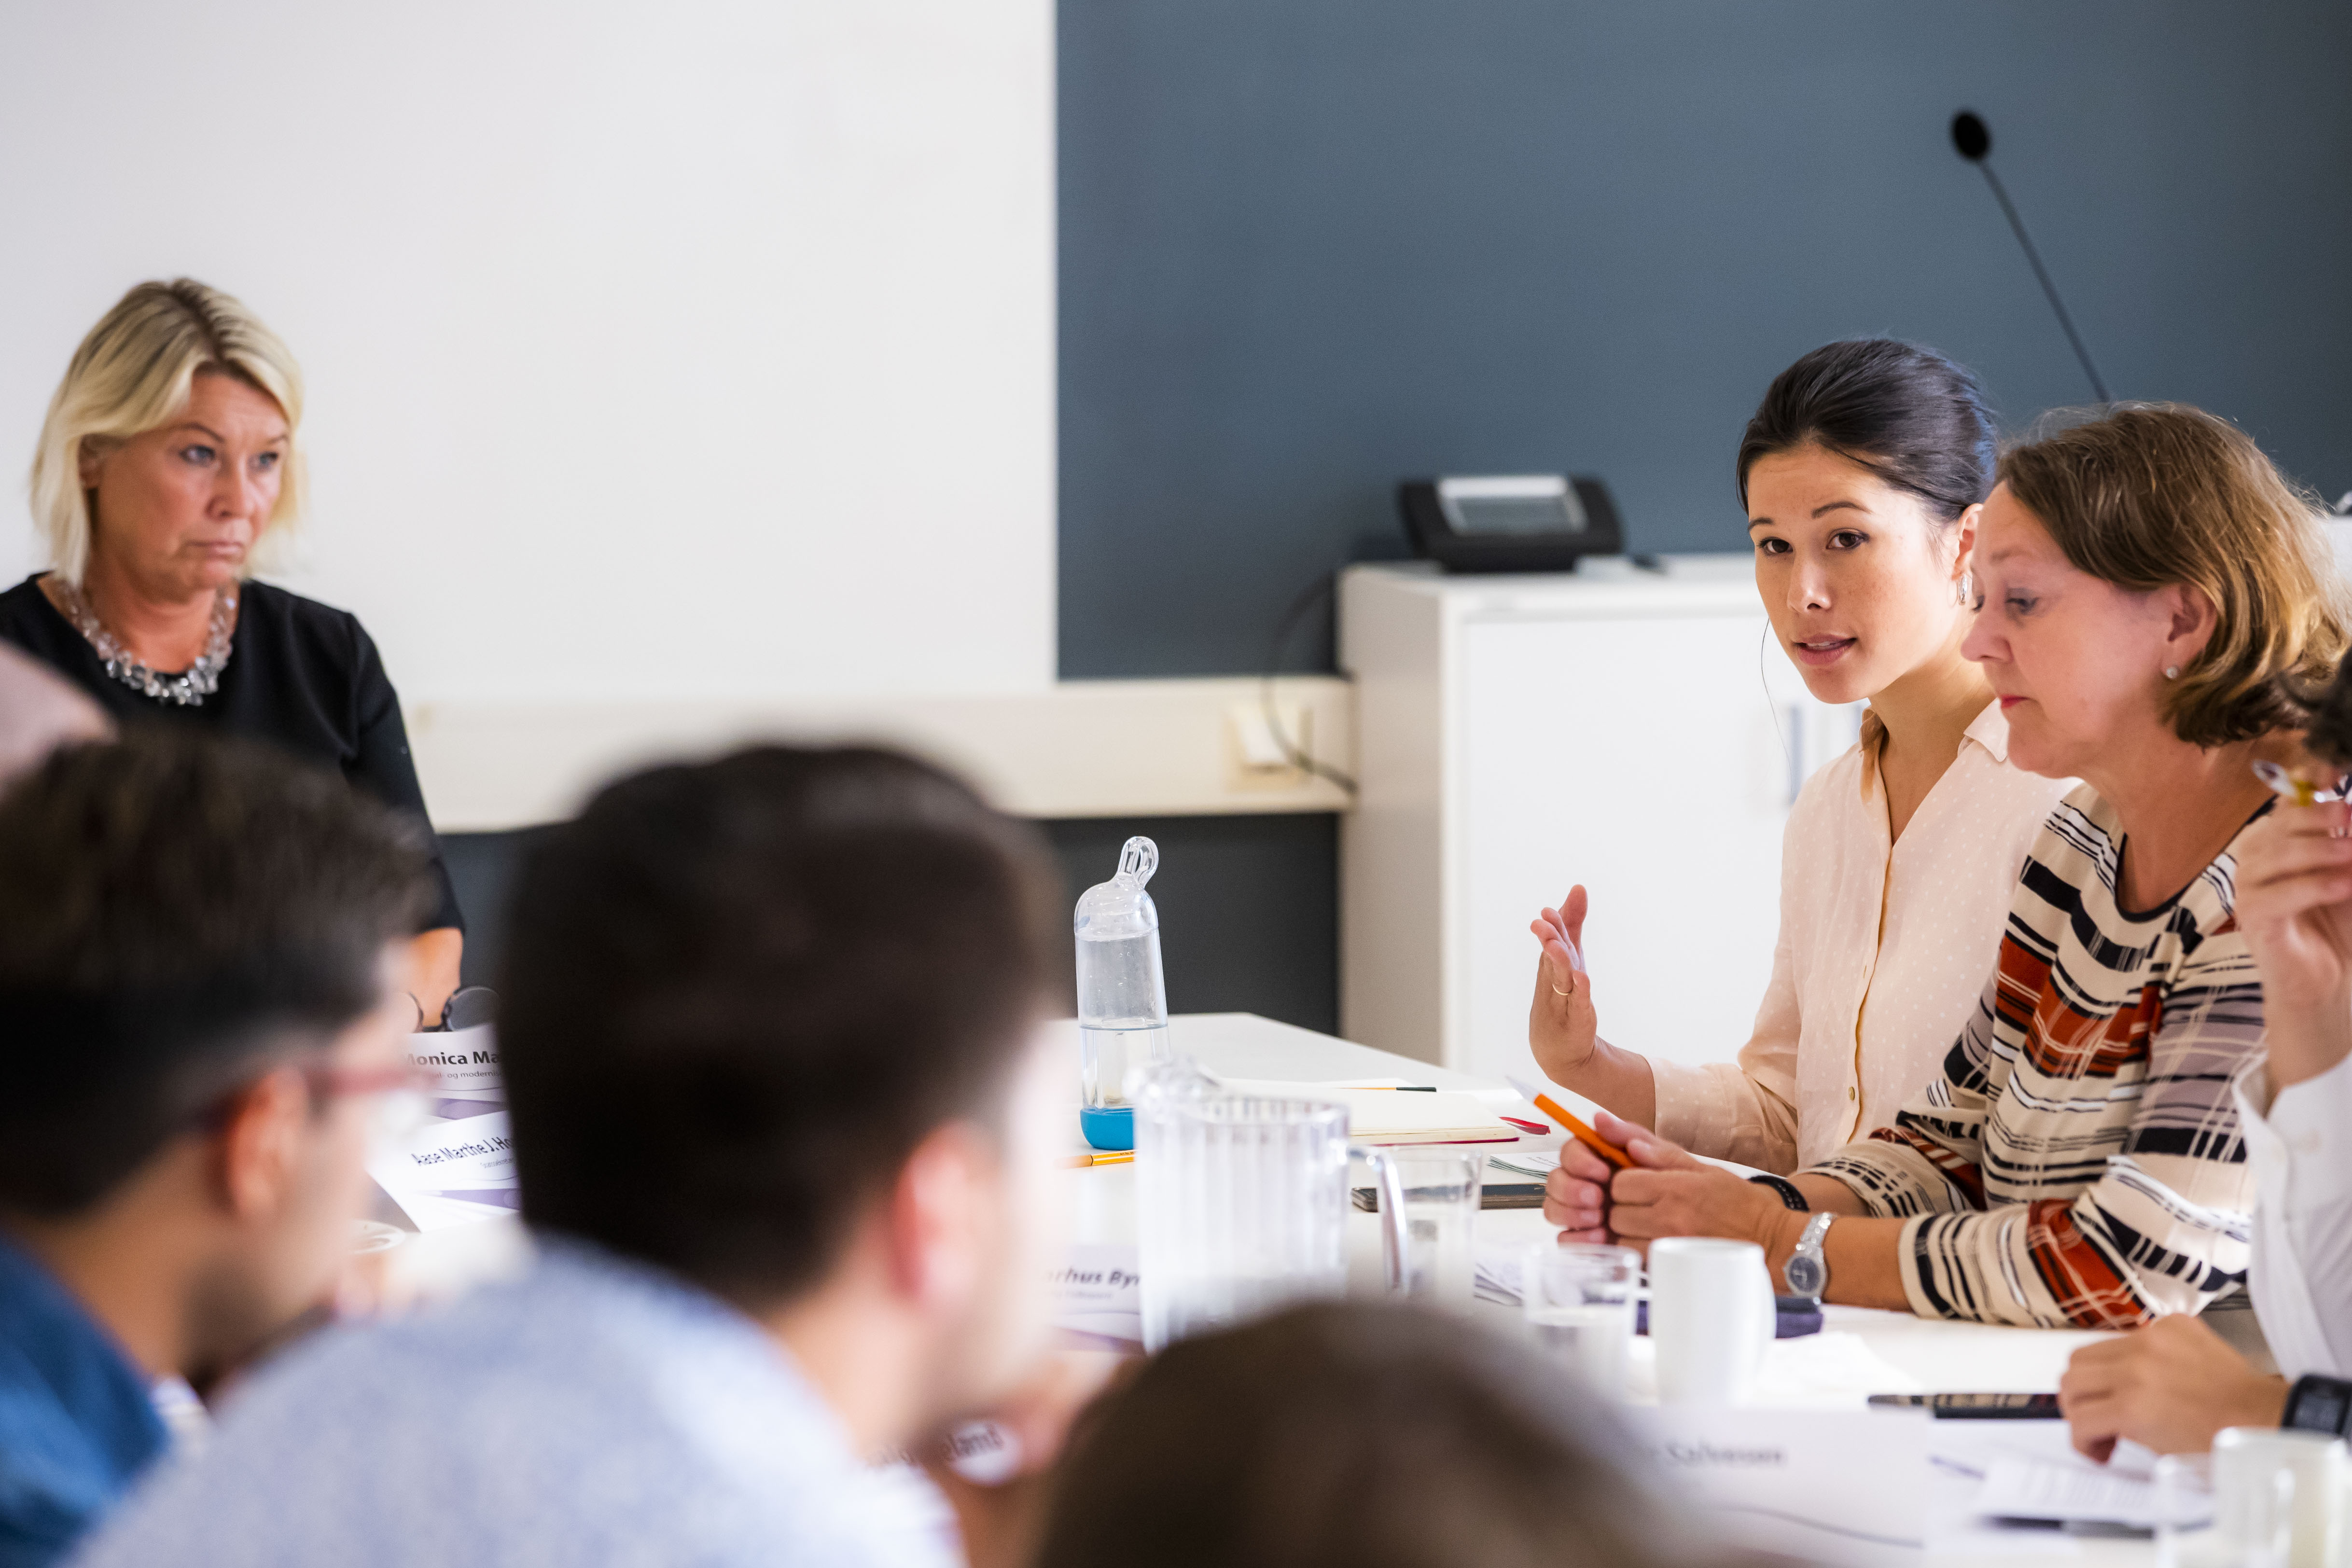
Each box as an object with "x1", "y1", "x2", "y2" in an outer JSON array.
[
  {"x1": 2283, "y1": 1374, "x2": 2352, "y2": 1437},
  {"x1": 1748, "y1": 1174, "x2": 1810, "y2": 1212}
]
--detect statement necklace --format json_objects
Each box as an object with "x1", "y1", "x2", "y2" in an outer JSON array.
[{"x1": 54, "y1": 580, "x2": 238, "y2": 707}]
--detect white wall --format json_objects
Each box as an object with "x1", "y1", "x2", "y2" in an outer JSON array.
[{"x1": 0, "y1": 0, "x2": 1056, "y2": 704}]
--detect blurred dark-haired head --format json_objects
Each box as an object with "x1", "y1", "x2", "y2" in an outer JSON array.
[
  {"x1": 1034, "y1": 1302, "x2": 1720, "y2": 1568},
  {"x1": 0, "y1": 731, "x2": 431, "y2": 1215},
  {"x1": 497, "y1": 744, "x2": 1066, "y2": 1308},
  {"x1": 1737, "y1": 339, "x2": 1996, "y2": 524},
  {"x1": 2283, "y1": 654, "x2": 2352, "y2": 770}
]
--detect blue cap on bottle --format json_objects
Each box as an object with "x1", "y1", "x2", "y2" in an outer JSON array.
[{"x1": 1078, "y1": 1104, "x2": 1135, "y2": 1151}]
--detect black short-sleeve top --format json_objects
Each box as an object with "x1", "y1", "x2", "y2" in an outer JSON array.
[{"x1": 0, "y1": 574, "x2": 464, "y2": 933}]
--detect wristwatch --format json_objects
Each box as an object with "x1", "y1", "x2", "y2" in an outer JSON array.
[
  {"x1": 1783, "y1": 1211, "x2": 1835, "y2": 1299},
  {"x1": 2283, "y1": 1374, "x2": 2352, "y2": 1437}
]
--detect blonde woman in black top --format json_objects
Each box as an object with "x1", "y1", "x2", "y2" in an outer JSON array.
[{"x1": 0, "y1": 279, "x2": 463, "y2": 1020}]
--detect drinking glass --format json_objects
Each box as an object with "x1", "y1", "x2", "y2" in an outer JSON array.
[
  {"x1": 1522, "y1": 1241, "x2": 1639, "y2": 1397},
  {"x1": 2154, "y1": 1453, "x2": 2216, "y2": 1568},
  {"x1": 1368, "y1": 1147, "x2": 1482, "y2": 1312}
]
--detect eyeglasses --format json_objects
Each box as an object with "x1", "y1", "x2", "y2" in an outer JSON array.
[
  {"x1": 305, "y1": 1060, "x2": 439, "y2": 1142},
  {"x1": 191, "y1": 1053, "x2": 439, "y2": 1143}
]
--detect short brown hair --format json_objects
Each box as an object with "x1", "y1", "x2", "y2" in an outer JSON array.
[
  {"x1": 499, "y1": 745, "x2": 1065, "y2": 1307},
  {"x1": 1998, "y1": 404, "x2": 2347, "y2": 747},
  {"x1": 0, "y1": 733, "x2": 431, "y2": 1215},
  {"x1": 1034, "y1": 1303, "x2": 1716, "y2": 1568}
]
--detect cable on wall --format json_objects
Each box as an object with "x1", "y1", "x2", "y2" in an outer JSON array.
[{"x1": 1263, "y1": 573, "x2": 1360, "y2": 797}]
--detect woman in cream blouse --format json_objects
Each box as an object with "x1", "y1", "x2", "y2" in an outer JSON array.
[{"x1": 1527, "y1": 340, "x2": 2073, "y2": 1173}]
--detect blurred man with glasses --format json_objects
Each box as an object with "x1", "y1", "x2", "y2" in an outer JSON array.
[{"x1": 0, "y1": 732, "x2": 431, "y2": 1568}]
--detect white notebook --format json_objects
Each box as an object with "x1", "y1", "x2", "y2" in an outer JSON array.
[{"x1": 1211, "y1": 1079, "x2": 1518, "y2": 1144}]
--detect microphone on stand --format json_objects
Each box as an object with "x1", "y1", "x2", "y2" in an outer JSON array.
[{"x1": 1951, "y1": 110, "x2": 2110, "y2": 404}]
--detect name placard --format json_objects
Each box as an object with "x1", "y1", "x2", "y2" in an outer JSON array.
[
  {"x1": 406, "y1": 1023, "x2": 504, "y2": 1112},
  {"x1": 1051, "y1": 1243, "x2": 1140, "y2": 1346},
  {"x1": 365, "y1": 1109, "x2": 522, "y2": 1231},
  {"x1": 1631, "y1": 1407, "x2": 1929, "y2": 1565}
]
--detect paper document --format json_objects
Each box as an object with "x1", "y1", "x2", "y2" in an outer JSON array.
[
  {"x1": 367, "y1": 1111, "x2": 521, "y2": 1231},
  {"x1": 1972, "y1": 1460, "x2": 2177, "y2": 1528},
  {"x1": 1474, "y1": 1242, "x2": 1528, "y2": 1305},
  {"x1": 1937, "y1": 1423, "x2": 2188, "y2": 1530}
]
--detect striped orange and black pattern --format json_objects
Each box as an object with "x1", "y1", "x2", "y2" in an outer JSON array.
[{"x1": 1807, "y1": 785, "x2": 2265, "y2": 1329}]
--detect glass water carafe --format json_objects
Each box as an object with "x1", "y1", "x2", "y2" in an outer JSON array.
[{"x1": 1135, "y1": 1059, "x2": 1364, "y2": 1351}]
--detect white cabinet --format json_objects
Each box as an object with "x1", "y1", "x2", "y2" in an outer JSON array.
[{"x1": 1338, "y1": 559, "x2": 1859, "y2": 1085}]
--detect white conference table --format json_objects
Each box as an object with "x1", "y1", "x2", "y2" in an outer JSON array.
[
  {"x1": 1054, "y1": 1013, "x2": 2152, "y2": 1568},
  {"x1": 394, "y1": 1012, "x2": 2154, "y2": 1566},
  {"x1": 1056, "y1": 1010, "x2": 2113, "y2": 1396}
]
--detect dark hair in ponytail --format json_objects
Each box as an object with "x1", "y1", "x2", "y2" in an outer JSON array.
[{"x1": 1736, "y1": 340, "x2": 1998, "y2": 528}]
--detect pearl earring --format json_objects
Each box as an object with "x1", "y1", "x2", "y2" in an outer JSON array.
[{"x1": 2164, "y1": 666, "x2": 2180, "y2": 680}]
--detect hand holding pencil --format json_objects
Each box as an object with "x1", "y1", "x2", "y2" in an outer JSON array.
[
  {"x1": 1503, "y1": 1073, "x2": 1634, "y2": 1246},
  {"x1": 1538, "y1": 1104, "x2": 1646, "y2": 1245},
  {"x1": 1504, "y1": 1074, "x2": 1631, "y2": 1171},
  {"x1": 1533, "y1": 1097, "x2": 1778, "y2": 1263}
]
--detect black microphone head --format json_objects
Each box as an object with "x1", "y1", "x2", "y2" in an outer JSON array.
[{"x1": 1951, "y1": 111, "x2": 1991, "y2": 163}]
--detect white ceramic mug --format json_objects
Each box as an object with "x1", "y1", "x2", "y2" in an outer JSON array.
[{"x1": 1648, "y1": 1236, "x2": 1775, "y2": 1407}]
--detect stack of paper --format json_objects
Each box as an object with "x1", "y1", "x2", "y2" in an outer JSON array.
[
  {"x1": 1489, "y1": 1148, "x2": 1560, "y2": 1179},
  {"x1": 1936, "y1": 1422, "x2": 2196, "y2": 1531},
  {"x1": 1474, "y1": 1242, "x2": 1529, "y2": 1305}
]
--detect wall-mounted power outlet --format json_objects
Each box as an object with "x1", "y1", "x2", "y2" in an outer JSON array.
[{"x1": 1227, "y1": 699, "x2": 1309, "y2": 790}]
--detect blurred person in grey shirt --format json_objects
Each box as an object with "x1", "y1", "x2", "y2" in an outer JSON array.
[{"x1": 73, "y1": 745, "x2": 1079, "y2": 1568}]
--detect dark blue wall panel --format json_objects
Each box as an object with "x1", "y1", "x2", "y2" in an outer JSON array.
[
  {"x1": 1059, "y1": 1, "x2": 2352, "y2": 677},
  {"x1": 447, "y1": 815, "x2": 1341, "y2": 1035}
]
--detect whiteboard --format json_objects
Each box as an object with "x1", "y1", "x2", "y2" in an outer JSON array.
[{"x1": 0, "y1": 0, "x2": 1055, "y2": 704}]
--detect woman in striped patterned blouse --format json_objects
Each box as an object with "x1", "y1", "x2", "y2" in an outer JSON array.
[{"x1": 1545, "y1": 404, "x2": 2348, "y2": 1329}]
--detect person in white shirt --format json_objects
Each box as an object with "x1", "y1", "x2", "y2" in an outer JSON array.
[
  {"x1": 1531, "y1": 340, "x2": 2071, "y2": 1174},
  {"x1": 2060, "y1": 662, "x2": 2352, "y2": 1457}
]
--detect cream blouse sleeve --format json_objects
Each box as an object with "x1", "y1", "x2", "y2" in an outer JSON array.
[{"x1": 1650, "y1": 912, "x2": 1804, "y2": 1173}]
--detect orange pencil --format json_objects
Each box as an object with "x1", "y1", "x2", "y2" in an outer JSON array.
[
  {"x1": 1062, "y1": 1150, "x2": 1135, "y2": 1168},
  {"x1": 1503, "y1": 1075, "x2": 1633, "y2": 1171}
]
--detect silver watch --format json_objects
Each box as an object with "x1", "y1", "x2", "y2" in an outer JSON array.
[{"x1": 1783, "y1": 1211, "x2": 1834, "y2": 1298}]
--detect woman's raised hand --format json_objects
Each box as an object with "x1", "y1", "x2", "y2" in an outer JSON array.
[
  {"x1": 1527, "y1": 886, "x2": 1599, "y2": 1082},
  {"x1": 2233, "y1": 796, "x2": 2352, "y2": 1087}
]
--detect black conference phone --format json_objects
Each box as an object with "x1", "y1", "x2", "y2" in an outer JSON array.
[{"x1": 1397, "y1": 473, "x2": 1624, "y2": 573}]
